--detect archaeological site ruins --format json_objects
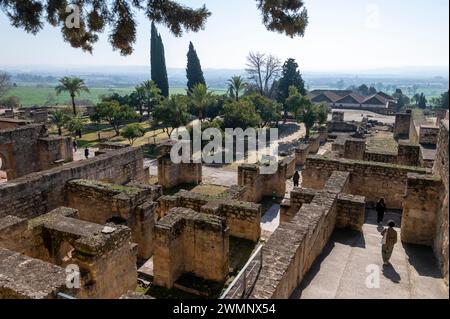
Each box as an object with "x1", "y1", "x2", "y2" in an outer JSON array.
[{"x1": 0, "y1": 108, "x2": 448, "y2": 300}]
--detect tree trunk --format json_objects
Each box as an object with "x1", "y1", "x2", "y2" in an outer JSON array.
[
  {"x1": 58, "y1": 127, "x2": 62, "y2": 136},
  {"x1": 71, "y1": 94, "x2": 77, "y2": 116}
]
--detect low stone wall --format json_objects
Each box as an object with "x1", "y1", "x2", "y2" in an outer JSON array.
[
  {"x1": 0, "y1": 147, "x2": 147, "y2": 218},
  {"x1": 302, "y1": 155, "x2": 429, "y2": 209},
  {"x1": 282, "y1": 155, "x2": 296, "y2": 178},
  {"x1": 158, "y1": 190, "x2": 261, "y2": 242},
  {"x1": 401, "y1": 173, "x2": 443, "y2": 246},
  {"x1": 328, "y1": 121, "x2": 359, "y2": 133},
  {"x1": 364, "y1": 151, "x2": 398, "y2": 164},
  {"x1": 238, "y1": 162, "x2": 287, "y2": 203},
  {"x1": 0, "y1": 207, "x2": 137, "y2": 299},
  {"x1": 38, "y1": 136, "x2": 73, "y2": 170},
  {"x1": 419, "y1": 125, "x2": 440, "y2": 145},
  {"x1": 250, "y1": 171, "x2": 351, "y2": 299},
  {"x1": 0, "y1": 247, "x2": 68, "y2": 299},
  {"x1": 344, "y1": 138, "x2": 365, "y2": 160},
  {"x1": 153, "y1": 208, "x2": 229, "y2": 289},
  {"x1": 157, "y1": 154, "x2": 202, "y2": 189},
  {"x1": 65, "y1": 179, "x2": 161, "y2": 259},
  {"x1": 397, "y1": 142, "x2": 420, "y2": 166},
  {"x1": 336, "y1": 193, "x2": 366, "y2": 231}
]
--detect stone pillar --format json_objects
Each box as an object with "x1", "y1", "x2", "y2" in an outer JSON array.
[
  {"x1": 397, "y1": 141, "x2": 420, "y2": 167},
  {"x1": 393, "y1": 110, "x2": 412, "y2": 140},
  {"x1": 343, "y1": 138, "x2": 366, "y2": 160}
]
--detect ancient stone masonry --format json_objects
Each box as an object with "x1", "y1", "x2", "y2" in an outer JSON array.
[
  {"x1": 158, "y1": 189, "x2": 261, "y2": 242},
  {"x1": 250, "y1": 171, "x2": 364, "y2": 299},
  {"x1": 0, "y1": 124, "x2": 72, "y2": 180},
  {"x1": 302, "y1": 155, "x2": 429, "y2": 209},
  {"x1": 294, "y1": 134, "x2": 322, "y2": 165},
  {"x1": 394, "y1": 110, "x2": 412, "y2": 140},
  {"x1": 238, "y1": 162, "x2": 287, "y2": 203},
  {"x1": 65, "y1": 179, "x2": 162, "y2": 259},
  {"x1": 343, "y1": 138, "x2": 366, "y2": 160},
  {"x1": 432, "y1": 120, "x2": 449, "y2": 285},
  {"x1": 0, "y1": 207, "x2": 138, "y2": 299},
  {"x1": 0, "y1": 118, "x2": 32, "y2": 130},
  {"x1": 0, "y1": 147, "x2": 147, "y2": 218},
  {"x1": 157, "y1": 154, "x2": 202, "y2": 188},
  {"x1": 0, "y1": 248, "x2": 68, "y2": 299},
  {"x1": 401, "y1": 173, "x2": 443, "y2": 246},
  {"x1": 419, "y1": 125, "x2": 440, "y2": 146},
  {"x1": 153, "y1": 207, "x2": 229, "y2": 289}
]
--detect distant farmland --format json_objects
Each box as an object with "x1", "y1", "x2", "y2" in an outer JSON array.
[{"x1": 7, "y1": 86, "x2": 227, "y2": 107}]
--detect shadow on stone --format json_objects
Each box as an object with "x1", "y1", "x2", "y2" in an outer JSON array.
[
  {"x1": 382, "y1": 263, "x2": 401, "y2": 283},
  {"x1": 403, "y1": 243, "x2": 443, "y2": 279}
]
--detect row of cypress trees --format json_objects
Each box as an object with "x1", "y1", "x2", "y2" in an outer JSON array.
[{"x1": 150, "y1": 23, "x2": 205, "y2": 97}]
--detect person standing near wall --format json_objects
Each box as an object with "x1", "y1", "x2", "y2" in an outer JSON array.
[
  {"x1": 376, "y1": 198, "x2": 386, "y2": 225},
  {"x1": 293, "y1": 171, "x2": 300, "y2": 187},
  {"x1": 84, "y1": 147, "x2": 90, "y2": 159},
  {"x1": 381, "y1": 220, "x2": 398, "y2": 266}
]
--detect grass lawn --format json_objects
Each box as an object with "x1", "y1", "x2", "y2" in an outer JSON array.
[{"x1": 7, "y1": 85, "x2": 227, "y2": 107}]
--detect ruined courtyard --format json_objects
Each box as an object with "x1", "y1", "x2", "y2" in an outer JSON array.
[{"x1": 0, "y1": 108, "x2": 448, "y2": 299}]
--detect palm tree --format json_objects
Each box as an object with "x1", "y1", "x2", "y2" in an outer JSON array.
[
  {"x1": 190, "y1": 83, "x2": 212, "y2": 121},
  {"x1": 55, "y1": 77, "x2": 89, "y2": 116},
  {"x1": 228, "y1": 75, "x2": 246, "y2": 101},
  {"x1": 49, "y1": 110, "x2": 68, "y2": 136}
]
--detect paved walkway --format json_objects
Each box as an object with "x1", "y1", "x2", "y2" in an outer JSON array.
[{"x1": 292, "y1": 210, "x2": 448, "y2": 299}]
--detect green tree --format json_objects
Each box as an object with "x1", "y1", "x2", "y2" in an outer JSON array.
[
  {"x1": 134, "y1": 80, "x2": 163, "y2": 119},
  {"x1": 190, "y1": 83, "x2": 212, "y2": 121},
  {"x1": 186, "y1": 42, "x2": 206, "y2": 92},
  {"x1": 357, "y1": 84, "x2": 369, "y2": 96},
  {"x1": 65, "y1": 115, "x2": 85, "y2": 138},
  {"x1": 222, "y1": 100, "x2": 261, "y2": 129},
  {"x1": 153, "y1": 96, "x2": 190, "y2": 137},
  {"x1": 228, "y1": 76, "x2": 246, "y2": 101},
  {"x1": 285, "y1": 86, "x2": 320, "y2": 137},
  {"x1": 316, "y1": 103, "x2": 328, "y2": 126},
  {"x1": 49, "y1": 109, "x2": 68, "y2": 136},
  {"x1": 151, "y1": 23, "x2": 169, "y2": 97},
  {"x1": 246, "y1": 94, "x2": 281, "y2": 127},
  {"x1": 438, "y1": 91, "x2": 449, "y2": 109},
  {"x1": 0, "y1": 72, "x2": 12, "y2": 99},
  {"x1": 418, "y1": 93, "x2": 427, "y2": 109},
  {"x1": 91, "y1": 101, "x2": 138, "y2": 136},
  {"x1": 121, "y1": 123, "x2": 145, "y2": 146},
  {"x1": 55, "y1": 77, "x2": 89, "y2": 116},
  {"x1": 277, "y1": 58, "x2": 306, "y2": 103},
  {"x1": 0, "y1": 1, "x2": 309, "y2": 54},
  {"x1": 0, "y1": 96, "x2": 21, "y2": 109}
]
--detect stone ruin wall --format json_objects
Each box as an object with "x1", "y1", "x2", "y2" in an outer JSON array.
[
  {"x1": 302, "y1": 156, "x2": 429, "y2": 209},
  {"x1": 432, "y1": 120, "x2": 449, "y2": 285},
  {"x1": 158, "y1": 190, "x2": 261, "y2": 242},
  {"x1": 153, "y1": 208, "x2": 229, "y2": 289},
  {"x1": 238, "y1": 163, "x2": 287, "y2": 203},
  {"x1": 0, "y1": 147, "x2": 147, "y2": 219},
  {"x1": 64, "y1": 179, "x2": 162, "y2": 260},
  {"x1": 0, "y1": 124, "x2": 72, "y2": 180},
  {"x1": 419, "y1": 125, "x2": 440, "y2": 145},
  {"x1": 394, "y1": 111, "x2": 412, "y2": 140},
  {"x1": 401, "y1": 174, "x2": 443, "y2": 246},
  {"x1": 250, "y1": 171, "x2": 355, "y2": 298},
  {"x1": 157, "y1": 154, "x2": 202, "y2": 188},
  {"x1": 0, "y1": 207, "x2": 137, "y2": 299}
]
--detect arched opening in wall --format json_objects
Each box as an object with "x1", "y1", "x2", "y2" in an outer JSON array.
[
  {"x1": 106, "y1": 216, "x2": 127, "y2": 225},
  {"x1": 0, "y1": 154, "x2": 8, "y2": 183}
]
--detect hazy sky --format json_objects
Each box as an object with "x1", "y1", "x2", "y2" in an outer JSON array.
[{"x1": 0, "y1": 0, "x2": 448, "y2": 71}]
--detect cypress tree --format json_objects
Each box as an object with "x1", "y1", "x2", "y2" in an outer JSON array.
[
  {"x1": 277, "y1": 58, "x2": 306, "y2": 103},
  {"x1": 186, "y1": 42, "x2": 206, "y2": 92},
  {"x1": 151, "y1": 23, "x2": 169, "y2": 97}
]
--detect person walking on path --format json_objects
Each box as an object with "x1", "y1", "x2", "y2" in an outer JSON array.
[
  {"x1": 376, "y1": 198, "x2": 386, "y2": 225},
  {"x1": 381, "y1": 220, "x2": 398, "y2": 266},
  {"x1": 293, "y1": 171, "x2": 300, "y2": 187},
  {"x1": 72, "y1": 139, "x2": 78, "y2": 152},
  {"x1": 84, "y1": 147, "x2": 90, "y2": 159}
]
